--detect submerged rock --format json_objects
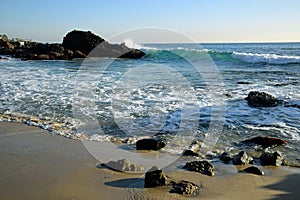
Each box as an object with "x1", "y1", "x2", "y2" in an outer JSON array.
[
  {"x1": 170, "y1": 180, "x2": 199, "y2": 195},
  {"x1": 101, "y1": 159, "x2": 144, "y2": 172},
  {"x1": 183, "y1": 160, "x2": 214, "y2": 176},
  {"x1": 260, "y1": 152, "x2": 283, "y2": 166},
  {"x1": 233, "y1": 151, "x2": 253, "y2": 165},
  {"x1": 242, "y1": 166, "x2": 264, "y2": 176},
  {"x1": 144, "y1": 166, "x2": 172, "y2": 188},
  {"x1": 242, "y1": 136, "x2": 287, "y2": 148},
  {"x1": 245, "y1": 91, "x2": 282, "y2": 107},
  {"x1": 136, "y1": 138, "x2": 167, "y2": 151}
]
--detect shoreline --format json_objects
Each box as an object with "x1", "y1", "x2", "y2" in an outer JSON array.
[{"x1": 1, "y1": 121, "x2": 300, "y2": 199}]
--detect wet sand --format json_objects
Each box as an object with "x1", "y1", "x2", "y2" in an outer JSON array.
[{"x1": 0, "y1": 121, "x2": 299, "y2": 200}]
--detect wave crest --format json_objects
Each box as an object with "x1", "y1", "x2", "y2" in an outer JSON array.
[{"x1": 232, "y1": 52, "x2": 300, "y2": 64}]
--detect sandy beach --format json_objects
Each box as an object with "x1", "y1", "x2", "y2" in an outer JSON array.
[{"x1": 0, "y1": 121, "x2": 299, "y2": 200}]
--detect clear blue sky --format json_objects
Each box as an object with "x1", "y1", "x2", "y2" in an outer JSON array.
[{"x1": 1, "y1": 0, "x2": 300, "y2": 43}]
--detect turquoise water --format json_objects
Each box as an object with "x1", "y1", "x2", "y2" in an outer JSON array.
[{"x1": 0, "y1": 42, "x2": 299, "y2": 161}]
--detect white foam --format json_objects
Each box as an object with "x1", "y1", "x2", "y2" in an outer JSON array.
[{"x1": 232, "y1": 52, "x2": 300, "y2": 64}]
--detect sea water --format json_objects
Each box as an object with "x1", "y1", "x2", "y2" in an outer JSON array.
[{"x1": 0, "y1": 42, "x2": 299, "y2": 162}]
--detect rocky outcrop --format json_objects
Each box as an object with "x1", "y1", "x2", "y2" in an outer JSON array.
[
  {"x1": 100, "y1": 159, "x2": 144, "y2": 172},
  {"x1": 144, "y1": 166, "x2": 172, "y2": 188},
  {"x1": 136, "y1": 138, "x2": 167, "y2": 151},
  {"x1": 170, "y1": 181, "x2": 199, "y2": 195},
  {"x1": 242, "y1": 136, "x2": 287, "y2": 148},
  {"x1": 0, "y1": 30, "x2": 145, "y2": 60},
  {"x1": 232, "y1": 151, "x2": 253, "y2": 165},
  {"x1": 183, "y1": 160, "x2": 214, "y2": 176},
  {"x1": 245, "y1": 91, "x2": 282, "y2": 107},
  {"x1": 242, "y1": 166, "x2": 264, "y2": 176},
  {"x1": 260, "y1": 152, "x2": 283, "y2": 166}
]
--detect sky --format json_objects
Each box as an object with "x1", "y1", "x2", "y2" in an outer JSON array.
[{"x1": 1, "y1": 0, "x2": 300, "y2": 43}]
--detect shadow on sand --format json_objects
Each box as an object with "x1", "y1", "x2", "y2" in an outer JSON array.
[
  {"x1": 105, "y1": 178, "x2": 144, "y2": 189},
  {"x1": 263, "y1": 173, "x2": 300, "y2": 200}
]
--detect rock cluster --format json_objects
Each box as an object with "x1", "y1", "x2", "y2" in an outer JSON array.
[
  {"x1": 0, "y1": 30, "x2": 145, "y2": 60},
  {"x1": 144, "y1": 166, "x2": 199, "y2": 196}
]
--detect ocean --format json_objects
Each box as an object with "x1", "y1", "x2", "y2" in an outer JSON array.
[{"x1": 0, "y1": 42, "x2": 299, "y2": 163}]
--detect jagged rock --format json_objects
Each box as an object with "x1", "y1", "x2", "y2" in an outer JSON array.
[
  {"x1": 242, "y1": 136, "x2": 287, "y2": 148},
  {"x1": 233, "y1": 151, "x2": 253, "y2": 165},
  {"x1": 136, "y1": 138, "x2": 167, "y2": 151},
  {"x1": 219, "y1": 152, "x2": 233, "y2": 164},
  {"x1": 170, "y1": 181, "x2": 199, "y2": 195},
  {"x1": 242, "y1": 166, "x2": 264, "y2": 176},
  {"x1": 245, "y1": 91, "x2": 282, "y2": 107},
  {"x1": 260, "y1": 152, "x2": 283, "y2": 166},
  {"x1": 182, "y1": 149, "x2": 199, "y2": 157},
  {"x1": 144, "y1": 166, "x2": 172, "y2": 188},
  {"x1": 101, "y1": 159, "x2": 144, "y2": 172},
  {"x1": 183, "y1": 160, "x2": 214, "y2": 176}
]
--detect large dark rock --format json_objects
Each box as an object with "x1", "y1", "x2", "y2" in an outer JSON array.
[
  {"x1": 183, "y1": 160, "x2": 214, "y2": 176},
  {"x1": 170, "y1": 181, "x2": 199, "y2": 195},
  {"x1": 100, "y1": 159, "x2": 144, "y2": 172},
  {"x1": 245, "y1": 91, "x2": 282, "y2": 107},
  {"x1": 242, "y1": 166, "x2": 264, "y2": 176},
  {"x1": 242, "y1": 136, "x2": 287, "y2": 148},
  {"x1": 260, "y1": 152, "x2": 283, "y2": 166},
  {"x1": 136, "y1": 138, "x2": 167, "y2": 151},
  {"x1": 62, "y1": 30, "x2": 145, "y2": 59},
  {"x1": 62, "y1": 30, "x2": 104, "y2": 55},
  {"x1": 233, "y1": 151, "x2": 253, "y2": 165},
  {"x1": 144, "y1": 166, "x2": 171, "y2": 188}
]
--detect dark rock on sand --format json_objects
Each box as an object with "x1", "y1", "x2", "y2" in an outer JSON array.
[
  {"x1": 260, "y1": 152, "x2": 283, "y2": 166},
  {"x1": 242, "y1": 166, "x2": 264, "y2": 176},
  {"x1": 245, "y1": 91, "x2": 282, "y2": 107},
  {"x1": 170, "y1": 180, "x2": 199, "y2": 195},
  {"x1": 182, "y1": 149, "x2": 200, "y2": 157},
  {"x1": 233, "y1": 151, "x2": 253, "y2": 165},
  {"x1": 144, "y1": 166, "x2": 172, "y2": 188},
  {"x1": 136, "y1": 138, "x2": 167, "y2": 151},
  {"x1": 183, "y1": 160, "x2": 214, "y2": 176},
  {"x1": 219, "y1": 152, "x2": 233, "y2": 164},
  {"x1": 100, "y1": 159, "x2": 144, "y2": 172},
  {"x1": 242, "y1": 136, "x2": 287, "y2": 148}
]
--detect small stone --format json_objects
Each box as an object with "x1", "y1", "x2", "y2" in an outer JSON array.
[
  {"x1": 183, "y1": 160, "x2": 214, "y2": 176},
  {"x1": 144, "y1": 166, "x2": 171, "y2": 188},
  {"x1": 171, "y1": 180, "x2": 199, "y2": 195},
  {"x1": 260, "y1": 152, "x2": 283, "y2": 166},
  {"x1": 233, "y1": 151, "x2": 253, "y2": 165},
  {"x1": 242, "y1": 166, "x2": 264, "y2": 176}
]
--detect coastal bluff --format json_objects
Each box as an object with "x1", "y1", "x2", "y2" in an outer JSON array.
[{"x1": 0, "y1": 30, "x2": 145, "y2": 60}]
